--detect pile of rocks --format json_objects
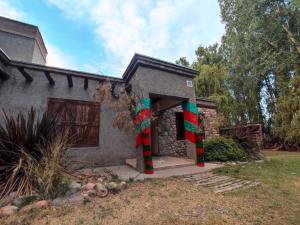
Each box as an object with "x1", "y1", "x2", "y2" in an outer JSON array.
[{"x1": 0, "y1": 174, "x2": 127, "y2": 217}]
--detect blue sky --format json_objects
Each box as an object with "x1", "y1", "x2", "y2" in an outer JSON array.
[{"x1": 1, "y1": 0, "x2": 224, "y2": 77}]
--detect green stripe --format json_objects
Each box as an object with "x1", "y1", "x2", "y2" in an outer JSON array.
[
  {"x1": 144, "y1": 155, "x2": 152, "y2": 161},
  {"x1": 197, "y1": 155, "x2": 204, "y2": 163},
  {"x1": 184, "y1": 120, "x2": 196, "y2": 132},
  {"x1": 182, "y1": 101, "x2": 198, "y2": 115},
  {"x1": 145, "y1": 164, "x2": 153, "y2": 170},
  {"x1": 136, "y1": 120, "x2": 151, "y2": 133},
  {"x1": 135, "y1": 98, "x2": 151, "y2": 115},
  {"x1": 196, "y1": 142, "x2": 204, "y2": 148},
  {"x1": 143, "y1": 145, "x2": 151, "y2": 151}
]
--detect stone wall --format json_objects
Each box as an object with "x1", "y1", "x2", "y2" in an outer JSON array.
[
  {"x1": 158, "y1": 106, "x2": 187, "y2": 157},
  {"x1": 157, "y1": 104, "x2": 220, "y2": 158},
  {"x1": 200, "y1": 107, "x2": 220, "y2": 139}
]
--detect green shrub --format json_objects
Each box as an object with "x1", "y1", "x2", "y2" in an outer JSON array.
[{"x1": 204, "y1": 136, "x2": 249, "y2": 162}]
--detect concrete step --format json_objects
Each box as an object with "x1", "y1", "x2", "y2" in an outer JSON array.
[{"x1": 126, "y1": 156, "x2": 195, "y2": 171}]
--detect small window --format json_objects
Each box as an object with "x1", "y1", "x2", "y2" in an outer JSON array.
[
  {"x1": 175, "y1": 112, "x2": 185, "y2": 140},
  {"x1": 47, "y1": 98, "x2": 100, "y2": 147}
]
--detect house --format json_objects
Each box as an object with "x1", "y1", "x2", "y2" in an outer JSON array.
[{"x1": 0, "y1": 16, "x2": 219, "y2": 174}]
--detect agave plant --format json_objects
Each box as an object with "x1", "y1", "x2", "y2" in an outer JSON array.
[{"x1": 0, "y1": 108, "x2": 70, "y2": 199}]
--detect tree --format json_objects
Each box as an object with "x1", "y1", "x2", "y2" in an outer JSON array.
[
  {"x1": 219, "y1": 0, "x2": 300, "y2": 147},
  {"x1": 175, "y1": 57, "x2": 190, "y2": 67}
]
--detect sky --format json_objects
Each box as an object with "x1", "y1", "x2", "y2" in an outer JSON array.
[{"x1": 0, "y1": 0, "x2": 224, "y2": 77}]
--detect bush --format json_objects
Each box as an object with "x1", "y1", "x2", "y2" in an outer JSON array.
[
  {"x1": 0, "y1": 108, "x2": 70, "y2": 199},
  {"x1": 204, "y1": 136, "x2": 249, "y2": 162}
]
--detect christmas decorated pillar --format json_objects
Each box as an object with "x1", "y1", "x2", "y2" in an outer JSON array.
[
  {"x1": 135, "y1": 98, "x2": 154, "y2": 174},
  {"x1": 196, "y1": 114, "x2": 205, "y2": 167},
  {"x1": 182, "y1": 100, "x2": 205, "y2": 167}
]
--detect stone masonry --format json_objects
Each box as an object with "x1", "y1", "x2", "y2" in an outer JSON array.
[
  {"x1": 157, "y1": 101, "x2": 220, "y2": 158},
  {"x1": 200, "y1": 107, "x2": 220, "y2": 138},
  {"x1": 158, "y1": 106, "x2": 187, "y2": 157}
]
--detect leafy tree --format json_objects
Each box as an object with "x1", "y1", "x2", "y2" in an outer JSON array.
[
  {"x1": 175, "y1": 57, "x2": 190, "y2": 67},
  {"x1": 219, "y1": 0, "x2": 300, "y2": 147},
  {"x1": 177, "y1": 0, "x2": 300, "y2": 147}
]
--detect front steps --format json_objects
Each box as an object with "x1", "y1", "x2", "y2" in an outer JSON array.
[{"x1": 126, "y1": 156, "x2": 195, "y2": 171}]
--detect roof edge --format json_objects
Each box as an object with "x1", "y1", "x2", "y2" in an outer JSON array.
[
  {"x1": 0, "y1": 48, "x2": 123, "y2": 82},
  {"x1": 123, "y1": 53, "x2": 198, "y2": 82}
]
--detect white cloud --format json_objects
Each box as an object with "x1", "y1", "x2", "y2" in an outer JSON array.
[
  {"x1": 47, "y1": 0, "x2": 225, "y2": 75},
  {"x1": 0, "y1": 0, "x2": 25, "y2": 20},
  {"x1": 45, "y1": 42, "x2": 75, "y2": 69}
]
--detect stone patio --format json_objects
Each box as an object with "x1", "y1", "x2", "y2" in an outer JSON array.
[
  {"x1": 86, "y1": 156, "x2": 223, "y2": 181},
  {"x1": 126, "y1": 156, "x2": 195, "y2": 171}
]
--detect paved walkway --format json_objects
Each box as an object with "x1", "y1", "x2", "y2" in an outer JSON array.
[
  {"x1": 183, "y1": 172, "x2": 260, "y2": 193},
  {"x1": 87, "y1": 163, "x2": 223, "y2": 181}
]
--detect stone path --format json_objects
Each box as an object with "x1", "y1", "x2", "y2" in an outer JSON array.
[{"x1": 183, "y1": 172, "x2": 260, "y2": 193}]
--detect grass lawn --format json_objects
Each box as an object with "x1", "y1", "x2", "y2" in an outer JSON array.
[
  {"x1": 214, "y1": 150, "x2": 300, "y2": 225},
  {"x1": 2, "y1": 150, "x2": 300, "y2": 225}
]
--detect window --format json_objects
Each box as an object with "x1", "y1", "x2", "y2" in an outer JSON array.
[
  {"x1": 47, "y1": 98, "x2": 100, "y2": 147},
  {"x1": 175, "y1": 112, "x2": 185, "y2": 140}
]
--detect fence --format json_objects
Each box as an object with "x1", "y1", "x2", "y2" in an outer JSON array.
[{"x1": 220, "y1": 123, "x2": 263, "y2": 150}]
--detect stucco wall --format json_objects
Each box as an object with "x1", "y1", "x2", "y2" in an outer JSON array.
[
  {"x1": 32, "y1": 42, "x2": 46, "y2": 65},
  {"x1": 132, "y1": 66, "x2": 196, "y2": 99},
  {"x1": 0, "y1": 31, "x2": 35, "y2": 63},
  {"x1": 0, "y1": 66, "x2": 135, "y2": 167}
]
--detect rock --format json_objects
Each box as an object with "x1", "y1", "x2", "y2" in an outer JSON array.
[
  {"x1": 65, "y1": 194, "x2": 84, "y2": 205},
  {"x1": 87, "y1": 190, "x2": 96, "y2": 197},
  {"x1": 0, "y1": 205, "x2": 18, "y2": 217},
  {"x1": 95, "y1": 183, "x2": 105, "y2": 191},
  {"x1": 20, "y1": 200, "x2": 49, "y2": 213},
  {"x1": 106, "y1": 182, "x2": 118, "y2": 190},
  {"x1": 69, "y1": 181, "x2": 81, "y2": 194},
  {"x1": 97, "y1": 177, "x2": 104, "y2": 183},
  {"x1": 119, "y1": 181, "x2": 127, "y2": 191},
  {"x1": 82, "y1": 182, "x2": 96, "y2": 191},
  {"x1": 51, "y1": 198, "x2": 64, "y2": 206},
  {"x1": 13, "y1": 195, "x2": 38, "y2": 208},
  {"x1": 95, "y1": 183, "x2": 108, "y2": 197},
  {"x1": 106, "y1": 182, "x2": 120, "y2": 194}
]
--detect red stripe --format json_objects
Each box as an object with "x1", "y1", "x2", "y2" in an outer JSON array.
[
  {"x1": 185, "y1": 130, "x2": 196, "y2": 143},
  {"x1": 142, "y1": 136, "x2": 151, "y2": 145},
  {"x1": 143, "y1": 127, "x2": 151, "y2": 135},
  {"x1": 196, "y1": 148, "x2": 204, "y2": 154},
  {"x1": 135, "y1": 109, "x2": 151, "y2": 124},
  {"x1": 183, "y1": 111, "x2": 198, "y2": 126},
  {"x1": 145, "y1": 161, "x2": 153, "y2": 166},
  {"x1": 145, "y1": 170, "x2": 154, "y2": 174},
  {"x1": 197, "y1": 162, "x2": 205, "y2": 167},
  {"x1": 143, "y1": 150, "x2": 152, "y2": 156}
]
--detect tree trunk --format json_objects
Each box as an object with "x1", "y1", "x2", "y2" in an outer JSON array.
[{"x1": 282, "y1": 24, "x2": 300, "y2": 54}]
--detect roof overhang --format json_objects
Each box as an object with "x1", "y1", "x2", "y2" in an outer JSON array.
[
  {"x1": 0, "y1": 48, "x2": 123, "y2": 83},
  {"x1": 122, "y1": 53, "x2": 198, "y2": 82},
  {"x1": 196, "y1": 97, "x2": 217, "y2": 109}
]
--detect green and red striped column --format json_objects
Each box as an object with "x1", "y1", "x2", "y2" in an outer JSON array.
[
  {"x1": 182, "y1": 100, "x2": 205, "y2": 167},
  {"x1": 135, "y1": 98, "x2": 153, "y2": 174},
  {"x1": 196, "y1": 113, "x2": 205, "y2": 167}
]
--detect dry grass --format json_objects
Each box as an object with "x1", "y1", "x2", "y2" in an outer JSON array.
[{"x1": 2, "y1": 151, "x2": 300, "y2": 225}]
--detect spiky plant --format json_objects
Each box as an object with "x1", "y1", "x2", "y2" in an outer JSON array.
[{"x1": 0, "y1": 108, "x2": 70, "y2": 199}]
